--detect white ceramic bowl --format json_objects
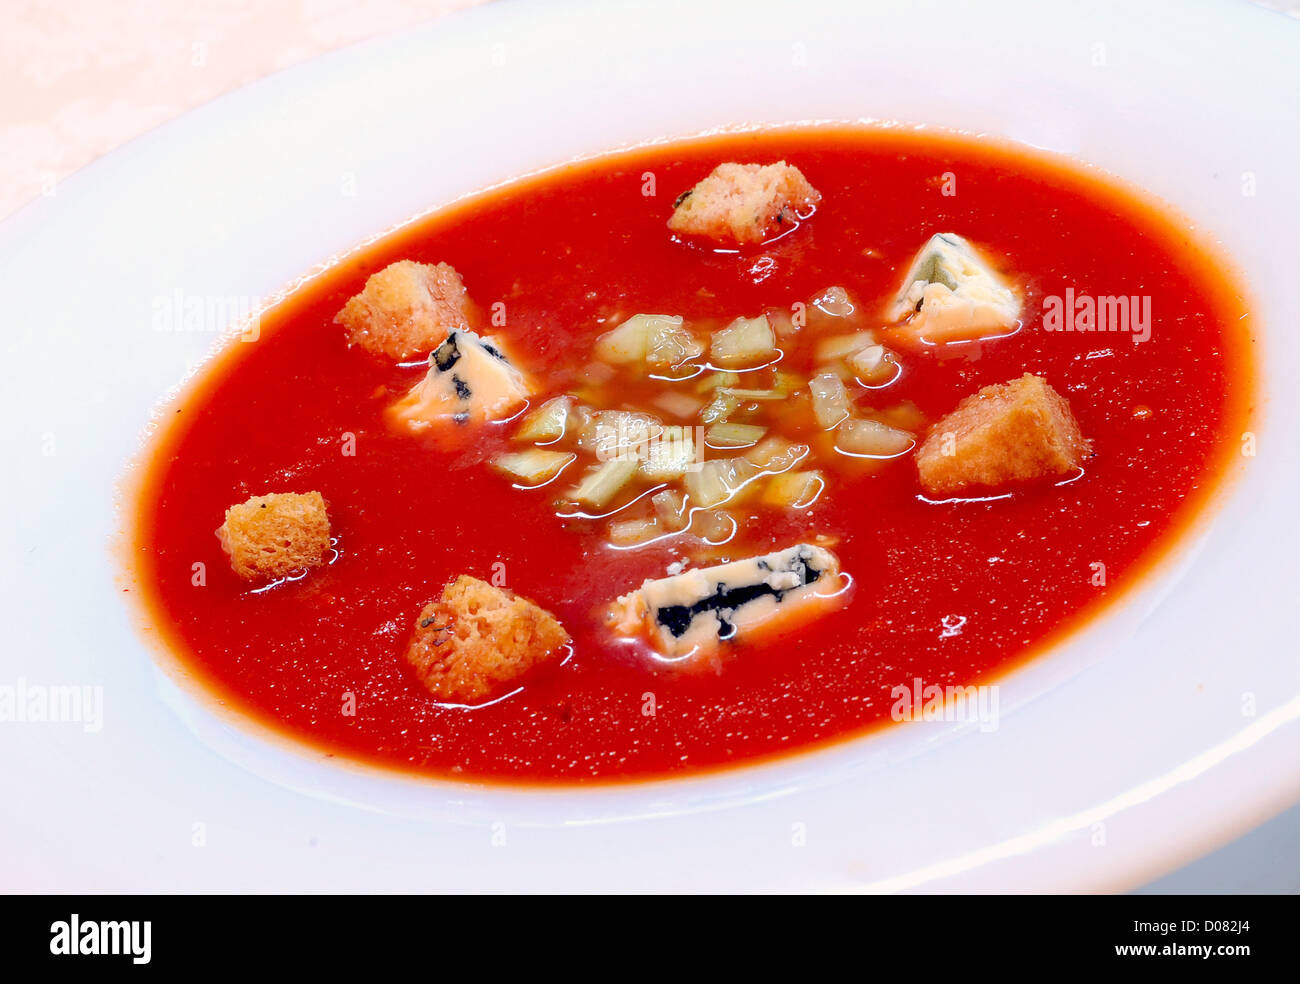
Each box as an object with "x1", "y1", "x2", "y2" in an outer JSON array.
[{"x1": 1, "y1": 0, "x2": 1297, "y2": 892}]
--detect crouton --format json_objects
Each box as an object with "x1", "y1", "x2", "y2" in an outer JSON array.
[
  {"x1": 668, "y1": 162, "x2": 821, "y2": 245},
  {"x1": 405, "y1": 575, "x2": 570, "y2": 703},
  {"x1": 916, "y1": 374, "x2": 1091, "y2": 496},
  {"x1": 217, "y1": 491, "x2": 331, "y2": 580},
  {"x1": 335, "y1": 260, "x2": 474, "y2": 360}
]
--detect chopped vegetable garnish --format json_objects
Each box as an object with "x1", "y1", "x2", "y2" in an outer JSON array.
[
  {"x1": 638, "y1": 426, "x2": 701, "y2": 481},
  {"x1": 514, "y1": 396, "x2": 574, "y2": 443},
  {"x1": 705, "y1": 422, "x2": 767, "y2": 449},
  {"x1": 492, "y1": 449, "x2": 578, "y2": 485},
  {"x1": 684, "y1": 457, "x2": 761, "y2": 508},
  {"x1": 700, "y1": 389, "x2": 742, "y2": 424},
  {"x1": 847, "y1": 344, "x2": 898, "y2": 386},
  {"x1": 809, "y1": 285, "x2": 856, "y2": 321},
  {"x1": 569, "y1": 458, "x2": 639, "y2": 508},
  {"x1": 745, "y1": 436, "x2": 810, "y2": 472},
  {"x1": 710, "y1": 315, "x2": 776, "y2": 367},
  {"x1": 762, "y1": 469, "x2": 826, "y2": 508},
  {"x1": 810, "y1": 371, "x2": 852, "y2": 428},
  {"x1": 597, "y1": 313, "x2": 703, "y2": 369},
  {"x1": 695, "y1": 370, "x2": 740, "y2": 392},
  {"x1": 814, "y1": 331, "x2": 878, "y2": 362},
  {"x1": 835, "y1": 418, "x2": 914, "y2": 458},
  {"x1": 609, "y1": 516, "x2": 662, "y2": 546},
  {"x1": 652, "y1": 390, "x2": 704, "y2": 420},
  {"x1": 651, "y1": 488, "x2": 688, "y2": 531}
]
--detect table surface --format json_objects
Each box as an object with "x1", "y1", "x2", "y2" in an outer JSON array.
[{"x1": 3, "y1": 0, "x2": 1296, "y2": 894}]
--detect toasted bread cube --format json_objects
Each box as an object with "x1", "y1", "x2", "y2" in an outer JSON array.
[
  {"x1": 668, "y1": 162, "x2": 821, "y2": 245},
  {"x1": 335, "y1": 260, "x2": 474, "y2": 360},
  {"x1": 217, "y1": 492, "x2": 331, "y2": 580},
  {"x1": 916, "y1": 374, "x2": 1091, "y2": 496},
  {"x1": 405, "y1": 575, "x2": 570, "y2": 703}
]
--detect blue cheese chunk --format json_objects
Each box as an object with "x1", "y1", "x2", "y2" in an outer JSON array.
[
  {"x1": 609, "y1": 544, "x2": 844, "y2": 658},
  {"x1": 388, "y1": 330, "x2": 533, "y2": 433},
  {"x1": 886, "y1": 233, "x2": 1020, "y2": 344}
]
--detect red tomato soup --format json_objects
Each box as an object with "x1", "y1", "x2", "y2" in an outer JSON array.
[{"x1": 127, "y1": 126, "x2": 1254, "y2": 784}]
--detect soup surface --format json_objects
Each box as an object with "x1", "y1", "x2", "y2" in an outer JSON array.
[{"x1": 128, "y1": 126, "x2": 1253, "y2": 783}]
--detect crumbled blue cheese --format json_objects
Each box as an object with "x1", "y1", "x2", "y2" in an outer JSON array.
[
  {"x1": 388, "y1": 330, "x2": 533, "y2": 431},
  {"x1": 886, "y1": 233, "x2": 1020, "y2": 344},
  {"x1": 609, "y1": 543, "x2": 843, "y2": 658}
]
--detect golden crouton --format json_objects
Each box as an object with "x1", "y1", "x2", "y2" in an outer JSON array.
[
  {"x1": 405, "y1": 575, "x2": 570, "y2": 703},
  {"x1": 217, "y1": 491, "x2": 331, "y2": 580},
  {"x1": 335, "y1": 260, "x2": 474, "y2": 360},
  {"x1": 916, "y1": 374, "x2": 1091, "y2": 496},
  {"x1": 668, "y1": 161, "x2": 821, "y2": 245}
]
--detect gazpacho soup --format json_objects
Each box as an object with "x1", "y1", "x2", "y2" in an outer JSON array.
[{"x1": 128, "y1": 126, "x2": 1253, "y2": 784}]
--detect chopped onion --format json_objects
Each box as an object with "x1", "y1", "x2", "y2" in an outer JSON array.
[
  {"x1": 492, "y1": 449, "x2": 577, "y2": 485},
  {"x1": 691, "y1": 508, "x2": 736, "y2": 544},
  {"x1": 684, "y1": 457, "x2": 760, "y2": 508},
  {"x1": 810, "y1": 285, "x2": 856, "y2": 320},
  {"x1": 569, "y1": 458, "x2": 639, "y2": 508},
  {"x1": 848, "y1": 344, "x2": 899, "y2": 386},
  {"x1": 763, "y1": 469, "x2": 825, "y2": 508},
  {"x1": 596, "y1": 314, "x2": 680, "y2": 363},
  {"x1": 514, "y1": 396, "x2": 573, "y2": 443},
  {"x1": 645, "y1": 321, "x2": 704, "y2": 368},
  {"x1": 767, "y1": 307, "x2": 799, "y2": 338},
  {"x1": 835, "y1": 418, "x2": 915, "y2": 458},
  {"x1": 810, "y1": 371, "x2": 852, "y2": 428},
  {"x1": 695, "y1": 370, "x2": 740, "y2": 393},
  {"x1": 578, "y1": 410, "x2": 662, "y2": 460},
  {"x1": 651, "y1": 489, "x2": 688, "y2": 531},
  {"x1": 719, "y1": 387, "x2": 783, "y2": 400},
  {"x1": 705, "y1": 422, "x2": 767, "y2": 449},
  {"x1": 814, "y1": 331, "x2": 878, "y2": 362},
  {"x1": 638, "y1": 426, "x2": 701, "y2": 481},
  {"x1": 608, "y1": 516, "x2": 662, "y2": 546},
  {"x1": 710, "y1": 315, "x2": 776, "y2": 368},
  {"x1": 651, "y1": 390, "x2": 703, "y2": 420},
  {"x1": 745, "y1": 436, "x2": 810, "y2": 473},
  {"x1": 700, "y1": 390, "x2": 742, "y2": 425}
]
